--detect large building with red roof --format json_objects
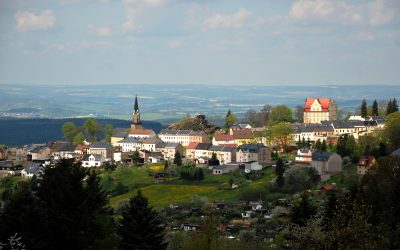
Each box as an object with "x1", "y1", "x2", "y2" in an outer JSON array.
[{"x1": 303, "y1": 98, "x2": 336, "y2": 124}]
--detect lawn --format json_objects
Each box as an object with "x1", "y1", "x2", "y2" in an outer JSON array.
[
  {"x1": 323, "y1": 164, "x2": 358, "y2": 189},
  {"x1": 109, "y1": 166, "x2": 277, "y2": 209}
]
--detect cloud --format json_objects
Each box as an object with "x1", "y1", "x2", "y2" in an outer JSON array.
[
  {"x1": 122, "y1": 0, "x2": 165, "y2": 30},
  {"x1": 166, "y1": 38, "x2": 184, "y2": 49},
  {"x1": 288, "y1": 0, "x2": 395, "y2": 26},
  {"x1": 15, "y1": 10, "x2": 55, "y2": 31},
  {"x1": 89, "y1": 26, "x2": 112, "y2": 36},
  {"x1": 203, "y1": 8, "x2": 251, "y2": 30}
]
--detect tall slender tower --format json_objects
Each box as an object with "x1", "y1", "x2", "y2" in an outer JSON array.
[{"x1": 131, "y1": 95, "x2": 142, "y2": 129}]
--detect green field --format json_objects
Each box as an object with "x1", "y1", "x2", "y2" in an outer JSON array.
[{"x1": 108, "y1": 166, "x2": 276, "y2": 208}]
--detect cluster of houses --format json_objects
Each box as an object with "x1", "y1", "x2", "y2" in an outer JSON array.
[{"x1": 0, "y1": 96, "x2": 393, "y2": 181}]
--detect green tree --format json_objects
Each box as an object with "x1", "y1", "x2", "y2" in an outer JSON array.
[
  {"x1": 383, "y1": 112, "x2": 400, "y2": 150},
  {"x1": 0, "y1": 159, "x2": 112, "y2": 249},
  {"x1": 83, "y1": 119, "x2": 100, "y2": 143},
  {"x1": 164, "y1": 160, "x2": 169, "y2": 170},
  {"x1": 104, "y1": 124, "x2": 113, "y2": 143},
  {"x1": 72, "y1": 132, "x2": 85, "y2": 146},
  {"x1": 360, "y1": 99, "x2": 368, "y2": 118},
  {"x1": 387, "y1": 99, "x2": 394, "y2": 115},
  {"x1": 270, "y1": 105, "x2": 293, "y2": 124},
  {"x1": 209, "y1": 152, "x2": 220, "y2": 166},
  {"x1": 225, "y1": 109, "x2": 236, "y2": 128},
  {"x1": 62, "y1": 122, "x2": 78, "y2": 142},
  {"x1": 314, "y1": 139, "x2": 322, "y2": 150},
  {"x1": 321, "y1": 140, "x2": 327, "y2": 151},
  {"x1": 271, "y1": 122, "x2": 293, "y2": 152},
  {"x1": 372, "y1": 99, "x2": 379, "y2": 116},
  {"x1": 173, "y1": 151, "x2": 182, "y2": 166},
  {"x1": 275, "y1": 158, "x2": 285, "y2": 188},
  {"x1": 289, "y1": 192, "x2": 317, "y2": 227},
  {"x1": 132, "y1": 150, "x2": 142, "y2": 165},
  {"x1": 393, "y1": 98, "x2": 399, "y2": 112},
  {"x1": 118, "y1": 190, "x2": 166, "y2": 250}
]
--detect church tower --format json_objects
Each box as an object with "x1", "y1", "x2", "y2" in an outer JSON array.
[{"x1": 131, "y1": 95, "x2": 142, "y2": 129}]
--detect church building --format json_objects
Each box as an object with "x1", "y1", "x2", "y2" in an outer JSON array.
[{"x1": 131, "y1": 95, "x2": 142, "y2": 130}]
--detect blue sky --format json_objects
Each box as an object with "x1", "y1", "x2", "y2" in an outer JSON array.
[{"x1": 0, "y1": 0, "x2": 399, "y2": 85}]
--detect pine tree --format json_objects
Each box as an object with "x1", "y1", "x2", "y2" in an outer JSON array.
[
  {"x1": 132, "y1": 150, "x2": 142, "y2": 165},
  {"x1": 173, "y1": 151, "x2": 182, "y2": 166},
  {"x1": 321, "y1": 140, "x2": 327, "y2": 151},
  {"x1": 275, "y1": 158, "x2": 285, "y2": 188},
  {"x1": 393, "y1": 98, "x2": 399, "y2": 112},
  {"x1": 289, "y1": 192, "x2": 317, "y2": 227},
  {"x1": 372, "y1": 100, "x2": 379, "y2": 116},
  {"x1": 361, "y1": 99, "x2": 368, "y2": 118},
  {"x1": 209, "y1": 152, "x2": 220, "y2": 166},
  {"x1": 387, "y1": 100, "x2": 393, "y2": 115},
  {"x1": 164, "y1": 160, "x2": 169, "y2": 170},
  {"x1": 118, "y1": 190, "x2": 166, "y2": 250}
]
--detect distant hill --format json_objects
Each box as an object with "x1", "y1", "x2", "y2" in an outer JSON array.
[
  {"x1": 0, "y1": 118, "x2": 165, "y2": 146},
  {"x1": 168, "y1": 115, "x2": 218, "y2": 134}
]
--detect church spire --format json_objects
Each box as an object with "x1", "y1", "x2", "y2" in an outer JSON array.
[
  {"x1": 131, "y1": 94, "x2": 142, "y2": 129},
  {"x1": 134, "y1": 94, "x2": 139, "y2": 112}
]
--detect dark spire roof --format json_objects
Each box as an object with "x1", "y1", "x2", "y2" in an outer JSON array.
[{"x1": 134, "y1": 95, "x2": 139, "y2": 112}]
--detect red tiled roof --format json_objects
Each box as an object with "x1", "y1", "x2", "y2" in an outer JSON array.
[
  {"x1": 321, "y1": 185, "x2": 333, "y2": 191},
  {"x1": 187, "y1": 142, "x2": 199, "y2": 149},
  {"x1": 232, "y1": 129, "x2": 253, "y2": 139},
  {"x1": 129, "y1": 129, "x2": 154, "y2": 135},
  {"x1": 214, "y1": 134, "x2": 235, "y2": 141},
  {"x1": 304, "y1": 98, "x2": 333, "y2": 112}
]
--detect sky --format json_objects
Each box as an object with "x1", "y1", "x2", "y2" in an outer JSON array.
[{"x1": 0, "y1": 0, "x2": 399, "y2": 86}]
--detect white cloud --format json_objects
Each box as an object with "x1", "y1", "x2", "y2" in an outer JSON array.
[
  {"x1": 166, "y1": 38, "x2": 184, "y2": 49},
  {"x1": 15, "y1": 10, "x2": 55, "y2": 31},
  {"x1": 203, "y1": 8, "x2": 251, "y2": 30},
  {"x1": 288, "y1": 0, "x2": 395, "y2": 26},
  {"x1": 89, "y1": 26, "x2": 112, "y2": 36},
  {"x1": 122, "y1": 0, "x2": 165, "y2": 30}
]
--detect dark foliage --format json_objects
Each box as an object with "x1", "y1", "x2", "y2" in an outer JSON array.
[
  {"x1": 173, "y1": 151, "x2": 182, "y2": 166},
  {"x1": 275, "y1": 158, "x2": 285, "y2": 188},
  {"x1": 289, "y1": 192, "x2": 317, "y2": 227},
  {"x1": 118, "y1": 190, "x2": 167, "y2": 250}
]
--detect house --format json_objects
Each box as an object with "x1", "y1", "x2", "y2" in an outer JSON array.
[
  {"x1": 181, "y1": 223, "x2": 201, "y2": 232},
  {"x1": 372, "y1": 116, "x2": 385, "y2": 129},
  {"x1": 244, "y1": 161, "x2": 263, "y2": 173},
  {"x1": 185, "y1": 142, "x2": 199, "y2": 160},
  {"x1": 231, "y1": 129, "x2": 254, "y2": 145},
  {"x1": 89, "y1": 141, "x2": 113, "y2": 159},
  {"x1": 142, "y1": 138, "x2": 164, "y2": 152},
  {"x1": 158, "y1": 129, "x2": 209, "y2": 147},
  {"x1": 128, "y1": 128, "x2": 156, "y2": 139},
  {"x1": 311, "y1": 151, "x2": 342, "y2": 181},
  {"x1": 21, "y1": 162, "x2": 45, "y2": 178},
  {"x1": 206, "y1": 145, "x2": 236, "y2": 164},
  {"x1": 51, "y1": 142, "x2": 75, "y2": 160},
  {"x1": 0, "y1": 161, "x2": 23, "y2": 175},
  {"x1": 28, "y1": 145, "x2": 51, "y2": 161},
  {"x1": 295, "y1": 148, "x2": 313, "y2": 163},
  {"x1": 212, "y1": 164, "x2": 240, "y2": 175},
  {"x1": 81, "y1": 154, "x2": 106, "y2": 167},
  {"x1": 110, "y1": 128, "x2": 129, "y2": 147},
  {"x1": 292, "y1": 124, "x2": 335, "y2": 143},
  {"x1": 212, "y1": 134, "x2": 235, "y2": 146},
  {"x1": 114, "y1": 151, "x2": 122, "y2": 163},
  {"x1": 236, "y1": 144, "x2": 272, "y2": 164},
  {"x1": 74, "y1": 144, "x2": 91, "y2": 155},
  {"x1": 116, "y1": 137, "x2": 142, "y2": 152},
  {"x1": 158, "y1": 143, "x2": 183, "y2": 161},
  {"x1": 232, "y1": 123, "x2": 252, "y2": 130},
  {"x1": 357, "y1": 156, "x2": 376, "y2": 175},
  {"x1": 194, "y1": 143, "x2": 212, "y2": 160},
  {"x1": 303, "y1": 98, "x2": 337, "y2": 124}
]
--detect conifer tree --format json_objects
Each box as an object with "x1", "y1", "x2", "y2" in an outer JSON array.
[
  {"x1": 315, "y1": 139, "x2": 322, "y2": 150},
  {"x1": 275, "y1": 158, "x2": 285, "y2": 188},
  {"x1": 393, "y1": 98, "x2": 398, "y2": 112},
  {"x1": 289, "y1": 192, "x2": 317, "y2": 227},
  {"x1": 372, "y1": 100, "x2": 379, "y2": 116},
  {"x1": 164, "y1": 160, "x2": 169, "y2": 170},
  {"x1": 173, "y1": 151, "x2": 182, "y2": 166},
  {"x1": 386, "y1": 99, "x2": 393, "y2": 115},
  {"x1": 321, "y1": 140, "x2": 327, "y2": 151},
  {"x1": 361, "y1": 99, "x2": 368, "y2": 118},
  {"x1": 118, "y1": 190, "x2": 166, "y2": 250}
]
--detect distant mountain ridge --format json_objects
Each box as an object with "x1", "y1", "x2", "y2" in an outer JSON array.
[{"x1": 0, "y1": 118, "x2": 165, "y2": 146}]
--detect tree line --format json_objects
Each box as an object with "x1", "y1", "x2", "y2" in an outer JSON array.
[{"x1": 62, "y1": 119, "x2": 114, "y2": 145}]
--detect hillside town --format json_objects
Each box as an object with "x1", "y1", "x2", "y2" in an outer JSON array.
[
  {"x1": 0, "y1": 96, "x2": 392, "y2": 180},
  {"x1": 1, "y1": 95, "x2": 400, "y2": 249}
]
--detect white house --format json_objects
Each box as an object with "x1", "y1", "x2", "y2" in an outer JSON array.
[
  {"x1": 117, "y1": 137, "x2": 142, "y2": 152},
  {"x1": 212, "y1": 134, "x2": 235, "y2": 146},
  {"x1": 295, "y1": 148, "x2": 313, "y2": 163},
  {"x1": 21, "y1": 162, "x2": 45, "y2": 178},
  {"x1": 128, "y1": 129, "x2": 156, "y2": 139},
  {"x1": 81, "y1": 154, "x2": 106, "y2": 167},
  {"x1": 142, "y1": 138, "x2": 164, "y2": 152}
]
